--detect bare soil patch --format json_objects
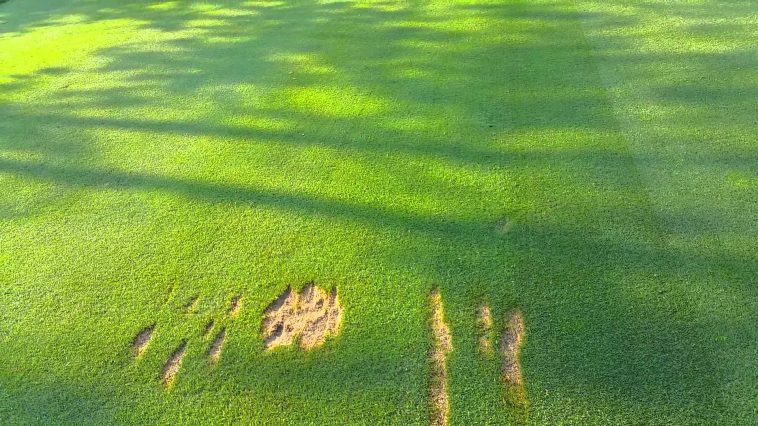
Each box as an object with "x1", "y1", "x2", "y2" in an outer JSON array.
[
  {"x1": 202, "y1": 320, "x2": 215, "y2": 337},
  {"x1": 131, "y1": 325, "x2": 154, "y2": 358},
  {"x1": 476, "y1": 303, "x2": 493, "y2": 355},
  {"x1": 261, "y1": 284, "x2": 342, "y2": 351},
  {"x1": 161, "y1": 341, "x2": 187, "y2": 387},
  {"x1": 208, "y1": 328, "x2": 226, "y2": 364},
  {"x1": 500, "y1": 310, "x2": 525, "y2": 385},
  {"x1": 428, "y1": 289, "x2": 452, "y2": 426},
  {"x1": 228, "y1": 295, "x2": 242, "y2": 317}
]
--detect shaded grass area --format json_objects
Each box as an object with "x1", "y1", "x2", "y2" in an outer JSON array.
[{"x1": 0, "y1": 0, "x2": 755, "y2": 424}]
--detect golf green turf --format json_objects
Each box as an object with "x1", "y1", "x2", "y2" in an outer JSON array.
[{"x1": 1, "y1": 0, "x2": 756, "y2": 424}]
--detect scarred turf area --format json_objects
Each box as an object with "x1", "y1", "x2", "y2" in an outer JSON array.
[{"x1": 1, "y1": 0, "x2": 756, "y2": 424}]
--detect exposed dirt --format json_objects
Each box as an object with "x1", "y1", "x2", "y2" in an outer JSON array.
[
  {"x1": 476, "y1": 303, "x2": 493, "y2": 355},
  {"x1": 131, "y1": 325, "x2": 154, "y2": 358},
  {"x1": 228, "y1": 295, "x2": 242, "y2": 317},
  {"x1": 261, "y1": 284, "x2": 342, "y2": 350},
  {"x1": 500, "y1": 310, "x2": 525, "y2": 385},
  {"x1": 202, "y1": 320, "x2": 215, "y2": 337},
  {"x1": 161, "y1": 341, "x2": 187, "y2": 387},
  {"x1": 428, "y1": 289, "x2": 452, "y2": 426},
  {"x1": 208, "y1": 328, "x2": 226, "y2": 364}
]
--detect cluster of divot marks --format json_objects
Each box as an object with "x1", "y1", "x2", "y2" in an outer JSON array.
[
  {"x1": 130, "y1": 294, "x2": 242, "y2": 388},
  {"x1": 129, "y1": 285, "x2": 343, "y2": 389},
  {"x1": 261, "y1": 284, "x2": 343, "y2": 350},
  {"x1": 130, "y1": 286, "x2": 524, "y2": 422},
  {"x1": 428, "y1": 289, "x2": 526, "y2": 426}
]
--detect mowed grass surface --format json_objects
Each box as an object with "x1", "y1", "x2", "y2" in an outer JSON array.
[{"x1": 1, "y1": 0, "x2": 756, "y2": 424}]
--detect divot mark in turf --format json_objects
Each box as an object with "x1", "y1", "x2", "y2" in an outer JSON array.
[
  {"x1": 428, "y1": 289, "x2": 452, "y2": 426},
  {"x1": 208, "y1": 328, "x2": 226, "y2": 364},
  {"x1": 183, "y1": 296, "x2": 199, "y2": 313},
  {"x1": 202, "y1": 320, "x2": 215, "y2": 337},
  {"x1": 501, "y1": 310, "x2": 525, "y2": 386},
  {"x1": 161, "y1": 341, "x2": 187, "y2": 388},
  {"x1": 261, "y1": 284, "x2": 342, "y2": 350},
  {"x1": 476, "y1": 303, "x2": 493, "y2": 355},
  {"x1": 228, "y1": 295, "x2": 242, "y2": 317},
  {"x1": 131, "y1": 325, "x2": 155, "y2": 358},
  {"x1": 495, "y1": 217, "x2": 513, "y2": 235}
]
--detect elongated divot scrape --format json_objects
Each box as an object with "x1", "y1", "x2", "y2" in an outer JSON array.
[
  {"x1": 131, "y1": 325, "x2": 155, "y2": 358},
  {"x1": 228, "y1": 295, "x2": 242, "y2": 317},
  {"x1": 261, "y1": 284, "x2": 342, "y2": 350},
  {"x1": 202, "y1": 320, "x2": 215, "y2": 337},
  {"x1": 183, "y1": 296, "x2": 199, "y2": 313},
  {"x1": 500, "y1": 310, "x2": 525, "y2": 385},
  {"x1": 161, "y1": 341, "x2": 187, "y2": 387},
  {"x1": 476, "y1": 303, "x2": 493, "y2": 355},
  {"x1": 208, "y1": 328, "x2": 226, "y2": 364},
  {"x1": 428, "y1": 289, "x2": 452, "y2": 426}
]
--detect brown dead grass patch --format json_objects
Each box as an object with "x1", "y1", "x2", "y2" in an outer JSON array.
[
  {"x1": 131, "y1": 325, "x2": 154, "y2": 358},
  {"x1": 208, "y1": 328, "x2": 226, "y2": 364},
  {"x1": 500, "y1": 309, "x2": 525, "y2": 385},
  {"x1": 261, "y1": 284, "x2": 342, "y2": 351},
  {"x1": 161, "y1": 341, "x2": 187, "y2": 387},
  {"x1": 476, "y1": 303, "x2": 493, "y2": 355},
  {"x1": 428, "y1": 289, "x2": 452, "y2": 426}
]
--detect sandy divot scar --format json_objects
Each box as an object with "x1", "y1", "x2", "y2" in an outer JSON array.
[{"x1": 261, "y1": 284, "x2": 343, "y2": 350}]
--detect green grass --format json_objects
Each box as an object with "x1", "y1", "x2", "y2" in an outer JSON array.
[{"x1": 1, "y1": 0, "x2": 755, "y2": 424}]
